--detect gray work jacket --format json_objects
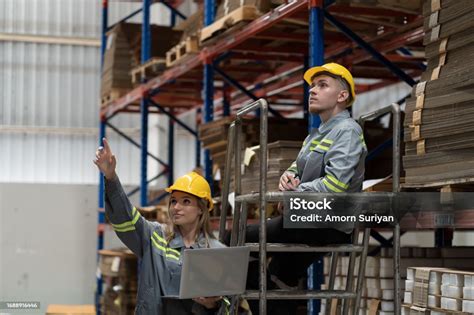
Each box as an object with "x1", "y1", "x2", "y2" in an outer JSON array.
[
  {"x1": 287, "y1": 110, "x2": 367, "y2": 193},
  {"x1": 105, "y1": 177, "x2": 228, "y2": 315}
]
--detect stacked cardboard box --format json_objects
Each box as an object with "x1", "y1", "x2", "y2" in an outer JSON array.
[
  {"x1": 403, "y1": 0, "x2": 474, "y2": 186},
  {"x1": 174, "y1": 7, "x2": 203, "y2": 41},
  {"x1": 101, "y1": 23, "x2": 181, "y2": 105},
  {"x1": 201, "y1": 0, "x2": 278, "y2": 42},
  {"x1": 215, "y1": 0, "x2": 273, "y2": 20},
  {"x1": 241, "y1": 140, "x2": 301, "y2": 194},
  {"x1": 99, "y1": 249, "x2": 138, "y2": 315},
  {"x1": 198, "y1": 117, "x2": 307, "y2": 193}
]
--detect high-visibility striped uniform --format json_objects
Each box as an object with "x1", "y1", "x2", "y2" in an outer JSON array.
[
  {"x1": 105, "y1": 177, "x2": 230, "y2": 315},
  {"x1": 287, "y1": 110, "x2": 367, "y2": 194}
]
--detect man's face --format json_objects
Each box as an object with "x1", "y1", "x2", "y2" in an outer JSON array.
[{"x1": 308, "y1": 75, "x2": 347, "y2": 114}]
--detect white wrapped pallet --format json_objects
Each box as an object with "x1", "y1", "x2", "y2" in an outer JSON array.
[
  {"x1": 440, "y1": 297, "x2": 462, "y2": 311},
  {"x1": 382, "y1": 289, "x2": 394, "y2": 300},
  {"x1": 441, "y1": 273, "x2": 464, "y2": 287},
  {"x1": 366, "y1": 277, "x2": 381, "y2": 289},
  {"x1": 404, "y1": 291, "x2": 413, "y2": 304},
  {"x1": 440, "y1": 284, "x2": 463, "y2": 298},
  {"x1": 427, "y1": 295, "x2": 440, "y2": 308},
  {"x1": 406, "y1": 280, "x2": 415, "y2": 292},
  {"x1": 380, "y1": 278, "x2": 394, "y2": 290},
  {"x1": 465, "y1": 274, "x2": 473, "y2": 287},
  {"x1": 462, "y1": 299, "x2": 474, "y2": 313},
  {"x1": 381, "y1": 300, "x2": 394, "y2": 311},
  {"x1": 463, "y1": 286, "x2": 474, "y2": 300}
]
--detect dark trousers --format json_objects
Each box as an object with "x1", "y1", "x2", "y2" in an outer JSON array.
[{"x1": 225, "y1": 216, "x2": 352, "y2": 314}]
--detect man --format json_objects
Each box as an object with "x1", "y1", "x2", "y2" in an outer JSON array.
[
  {"x1": 241, "y1": 63, "x2": 367, "y2": 314},
  {"x1": 279, "y1": 62, "x2": 366, "y2": 193}
]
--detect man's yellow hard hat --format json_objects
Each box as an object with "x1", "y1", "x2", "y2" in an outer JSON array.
[
  {"x1": 166, "y1": 172, "x2": 214, "y2": 210},
  {"x1": 303, "y1": 62, "x2": 356, "y2": 106}
]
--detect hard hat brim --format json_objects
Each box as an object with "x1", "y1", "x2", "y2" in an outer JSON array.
[
  {"x1": 165, "y1": 187, "x2": 214, "y2": 210},
  {"x1": 304, "y1": 66, "x2": 332, "y2": 85}
]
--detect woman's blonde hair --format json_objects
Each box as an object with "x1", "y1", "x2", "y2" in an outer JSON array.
[{"x1": 165, "y1": 195, "x2": 215, "y2": 246}]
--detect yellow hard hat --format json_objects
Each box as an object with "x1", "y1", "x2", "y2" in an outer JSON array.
[
  {"x1": 303, "y1": 62, "x2": 356, "y2": 106},
  {"x1": 165, "y1": 172, "x2": 214, "y2": 210}
]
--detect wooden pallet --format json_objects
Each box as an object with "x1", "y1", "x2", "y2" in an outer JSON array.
[
  {"x1": 165, "y1": 35, "x2": 199, "y2": 67},
  {"x1": 200, "y1": 5, "x2": 261, "y2": 43},
  {"x1": 100, "y1": 88, "x2": 130, "y2": 107},
  {"x1": 130, "y1": 57, "x2": 166, "y2": 85}
]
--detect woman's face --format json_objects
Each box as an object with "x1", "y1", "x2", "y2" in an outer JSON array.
[{"x1": 169, "y1": 191, "x2": 202, "y2": 226}]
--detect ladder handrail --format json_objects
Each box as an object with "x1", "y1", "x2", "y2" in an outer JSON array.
[{"x1": 358, "y1": 102, "x2": 401, "y2": 315}]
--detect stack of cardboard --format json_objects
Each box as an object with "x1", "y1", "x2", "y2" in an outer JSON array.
[
  {"x1": 174, "y1": 7, "x2": 203, "y2": 41},
  {"x1": 198, "y1": 117, "x2": 307, "y2": 194},
  {"x1": 200, "y1": 0, "x2": 277, "y2": 42},
  {"x1": 241, "y1": 141, "x2": 301, "y2": 194},
  {"x1": 166, "y1": 8, "x2": 203, "y2": 67},
  {"x1": 215, "y1": 0, "x2": 273, "y2": 20},
  {"x1": 403, "y1": 0, "x2": 474, "y2": 186},
  {"x1": 101, "y1": 23, "x2": 181, "y2": 105},
  {"x1": 99, "y1": 249, "x2": 138, "y2": 315}
]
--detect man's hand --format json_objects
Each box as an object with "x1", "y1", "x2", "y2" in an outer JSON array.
[
  {"x1": 279, "y1": 171, "x2": 300, "y2": 191},
  {"x1": 93, "y1": 138, "x2": 117, "y2": 180},
  {"x1": 192, "y1": 296, "x2": 221, "y2": 309}
]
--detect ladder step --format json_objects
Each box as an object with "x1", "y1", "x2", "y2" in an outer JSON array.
[
  {"x1": 242, "y1": 290, "x2": 357, "y2": 300},
  {"x1": 245, "y1": 243, "x2": 363, "y2": 253}
]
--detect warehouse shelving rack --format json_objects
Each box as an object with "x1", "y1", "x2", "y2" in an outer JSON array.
[{"x1": 97, "y1": 0, "x2": 427, "y2": 314}]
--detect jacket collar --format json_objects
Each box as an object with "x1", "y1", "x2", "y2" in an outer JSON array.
[
  {"x1": 318, "y1": 110, "x2": 350, "y2": 134},
  {"x1": 168, "y1": 231, "x2": 208, "y2": 249}
]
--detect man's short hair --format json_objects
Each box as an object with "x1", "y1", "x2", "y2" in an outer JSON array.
[{"x1": 311, "y1": 71, "x2": 353, "y2": 104}]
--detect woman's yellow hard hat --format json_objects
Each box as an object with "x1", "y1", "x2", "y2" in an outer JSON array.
[
  {"x1": 303, "y1": 62, "x2": 356, "y2": 106},
  {"x1": 166, "y1": 172, "x2": 214, "y2": 210}
]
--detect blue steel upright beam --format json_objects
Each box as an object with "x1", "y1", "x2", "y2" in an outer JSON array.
[
  {"x1": 140, "y1": 98, "x2": 149, "y2": 207},
  {"x1": 97, "y1": 1, "x2": 108, "y2": 313},
  {"x1": 203, "y1": 0, "x2": 215, "y2": 186},
  {"x1": 140, "y1": 0, "x2": 151, "y2": 206},
  {"x1": 168, "y1": 110, "x2": 174, "y2": 187},
  {"x1": 303, "y1": 56, "x2": 310, "y2": 130},
  {"x1": 308, "y1": 2, "x2": 325, "y2": 315},
  {"x1": 308, "y1": 0, "x2": 324, "y2": 129},
  {"x1": 196, "y1": 108, "x2": 202, "y2": 168},
  {"x1": 142, "y1": 0, "x2": 151, "y2": 64}
]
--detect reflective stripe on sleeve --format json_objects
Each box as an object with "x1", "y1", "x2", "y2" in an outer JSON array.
[{"x1": 111, "y1": 207, "x2": 140, "y2": 232}]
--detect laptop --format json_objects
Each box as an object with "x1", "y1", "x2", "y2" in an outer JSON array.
[{"x1": 167, "y1": 246, "x2": 250, "y2": 299}]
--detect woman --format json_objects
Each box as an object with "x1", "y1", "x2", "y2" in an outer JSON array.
[{"x1": 94, "y1": 138, "x2": 230, "y2": 314}]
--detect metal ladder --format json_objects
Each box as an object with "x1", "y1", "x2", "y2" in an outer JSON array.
[{"x1": 218, "y1": 99, "x2": 401, "y2": 315}]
